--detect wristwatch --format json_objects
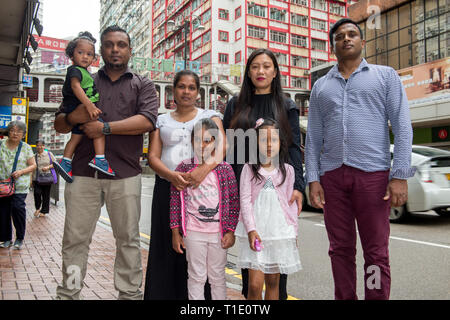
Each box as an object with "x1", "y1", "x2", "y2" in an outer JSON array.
[{"x1": 102, "y1": 122, "x2": 111, "y2": 135}]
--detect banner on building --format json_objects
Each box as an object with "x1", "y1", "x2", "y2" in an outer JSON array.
[
  {"x1": 398, "y1": 57, "x2": 450, "y2": 104},
  {"x1": 132, "y1": 57, "x2": 242, "y2": 77}
]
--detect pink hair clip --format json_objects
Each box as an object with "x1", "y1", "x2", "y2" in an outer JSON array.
[{"x1": 254, "y1": 118, "x2": 264, "y2": 129}]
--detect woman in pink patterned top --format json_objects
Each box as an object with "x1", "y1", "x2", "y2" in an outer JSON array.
[{"x1": 170, "y1": 118, "x2": 239, "y2": 300}]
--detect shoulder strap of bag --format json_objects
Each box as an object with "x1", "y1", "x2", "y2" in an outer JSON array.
[
  {"x1": 11, "y1": 141, "x2": 23, "y2": 175},
  {"x1": 47, "y1": 151, "x2": 53, "y2": 164}
]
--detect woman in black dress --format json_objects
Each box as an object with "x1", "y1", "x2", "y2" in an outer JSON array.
[{"x1": 223, "y1": 48, "x2": 306, "y2": 299}]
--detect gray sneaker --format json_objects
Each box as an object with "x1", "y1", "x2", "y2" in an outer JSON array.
[
  {"x1": 0, "y1": 240, "x2": 11, "y2": 248},
  {"x1": 13, "y1": 239, "x2": 23, "y2": 249}
]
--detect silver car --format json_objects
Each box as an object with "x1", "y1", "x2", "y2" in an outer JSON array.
[
  {"x1": 390, "y1": 145, "x2": 450, "y2": 222},
  {"x1": 303, "y1": 145, "x2": 450, "y2": 223}
]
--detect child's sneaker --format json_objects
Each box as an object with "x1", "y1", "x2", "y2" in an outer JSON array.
[
  {"x1": 88, "y1": 157, "x2": 115, "y2": 176},
  {"x1": 53, "y1": 158, "x2": 73, "y2": 183}
]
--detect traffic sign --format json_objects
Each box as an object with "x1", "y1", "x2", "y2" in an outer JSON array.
[
  {"x1": 12, "y1": 97, "x2": 27, "y2": 106},
  {"x1": 22, "y1": 75, "x2": 33, "y2": 88}
]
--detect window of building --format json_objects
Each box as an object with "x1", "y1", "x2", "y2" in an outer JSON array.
[
  {"x1": 203, "y1": 30, "x2": 211, "y2": 44},
  {"x1": 363, "y1": 0, "x2": 448, "y2": 68},
  {"x1": 248, "y1": 25, "x2": 266, "y2": 39},
  {"x1": 291, "y1": 76, "x2": 308, "y2": 89},
  {"x1": 311, "y1": 18, "x2": 328, "y2": 31},
  {"x1": 219, "y1": 9, "x2": 229, "y2": 20},
  {"x1": 202, "y1": 9, "x2": 211, "y2": 24},
  {"x1": 291, "y1": 13, "x2": 308, "y2": 27},
  {"x1": 276, "y1": 52, "x2": 287, "y2": 65},
  {"x1": 291, "y1": 34, "x2": 308, "y2": 47},
  {"x1": 329, "y1": 3, "x2": 345, "y2": 16},
  {"x1": 235, "y1": 51, "x2": 242, "y2": 63},
  {"x1": 291, "y1": 55, "x2": 309, "y2": 68},
  {"x1": 311, "y1": 58, "x2": 327, "y2": 68},
  {"x1": 311, "y1": 0, "x2": 327, "y2": 11},
  {"x1": 248, "y1": 3, "x2": 267, "y2": 18},
  {"x1": 219, "y1": 53, "x2": 229, "y2": 64},
  {"x1": 235, "y1": 6, "x2": 241, "y2": 19},
  {"x1": 291, "y1": 0, "x2": 308, "y2": 6},
  {"x1": 270, "y1": 8, "x2": 287, "y2": 22},
  {"x1": 235, "y1": 28, "x2": 242, "y2": 41},
  {"x1": 192, "y1": 0, "x2": 201, "y2": 10},
  {"x1": 193, "y1": 36, "x2": 202, "y2": 51},
  {"x1": 311, "y1": 38, "x2": 327, "y2": 51},
  {"x1": 270, "y1": 30, "x2": 287, "y2": 43},
  {"x1": 219, "y1": 30, "x2": 229, "y2": 42}
]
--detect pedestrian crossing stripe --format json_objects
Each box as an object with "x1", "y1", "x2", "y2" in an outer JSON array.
[{"x1": 98, "y1": 215, "x2": 300, "y2": 300}]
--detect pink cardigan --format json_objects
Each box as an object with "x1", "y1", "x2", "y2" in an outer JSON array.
[{"x1": 239, "y1": 163, "x2": 298, "y2": 234}]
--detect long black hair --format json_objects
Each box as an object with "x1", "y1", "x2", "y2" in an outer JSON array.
[
  {"x1": 250, "y1": 118, "x2": 289, "y2": 187},
  {"x1": 65, "y1": 31, "x2": 96, "y2": 58},
  {"x1": 230, "y1": 48, "x2": 292, "y2": 145}
]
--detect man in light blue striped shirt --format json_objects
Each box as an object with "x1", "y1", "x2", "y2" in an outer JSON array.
[{"x1": 305, "y1": 18, "x2": 415, "y2": 300}]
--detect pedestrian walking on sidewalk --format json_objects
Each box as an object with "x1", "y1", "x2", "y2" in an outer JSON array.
[
  {"x1": 305, "y1": 18, "x2": 415, "y2": 300},
  {"x1": 223, "y1": 48, "x2": 305, "y2": 300},
  {"x1": 32, "y1": 140, "x2": 57, "y2": 217},
  {"x1": 170, "y1": 119, "x2": 239, "y2": 300},
  {"x1": 53, "y1": 25, "x2": 158, "y2": 300},
  {"x1": 0, "y1": 121, "x2": 36, "y2": 250},
  {"x1": 144, "y1": 70, "x2": 226, "y2": 300}
]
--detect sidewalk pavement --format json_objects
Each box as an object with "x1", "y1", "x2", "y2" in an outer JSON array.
[{"x1": 0, "y1": 195, "x2": 244, "y2": 300}]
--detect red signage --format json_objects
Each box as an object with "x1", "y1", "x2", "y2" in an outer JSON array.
[
  {"x1": 33, "y1": 35, "x2": 100, "y2": 68},
  {"x1": 438, "y1": 129, "x2": 448, "y2": 140},
  {"x1": 33, "y1": 35, "x2": 69, "y2": 51}
]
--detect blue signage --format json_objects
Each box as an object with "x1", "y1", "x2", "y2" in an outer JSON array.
[
  {"x1": 0, "y1": 105, "x2": 12, "y2": 129},
  {"x1": 22, "y1": 75, "x2": 33, "y2": 88}
]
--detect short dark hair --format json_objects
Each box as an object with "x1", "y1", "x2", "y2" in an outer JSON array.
[
  {"x1": 100, "y1": 25, "x2": 131, "y2": 46},
  {"x1": 329, "y1": 18, "x2": 364, "y2": 47},
  {"x1": 36, "y1": 140, "x2": 45, "y2": 145},
  {"x1": 65, "y1": 31, "x2": 96, "y2": 58}
]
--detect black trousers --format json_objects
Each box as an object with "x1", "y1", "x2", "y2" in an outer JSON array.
[
  {"x1": 0, "y1": 193, "x2": 28, "y2": 242},
  {"x1": 33, "y1": 182, "x2": 51, "y2": 214},
  {"x1": 144, "y1": 176, "x2": 189, "y2": 300}
]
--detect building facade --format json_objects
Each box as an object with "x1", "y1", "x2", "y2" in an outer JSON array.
[{"x1": 150, "y1": 0, "x2": 354, "y2": 91}]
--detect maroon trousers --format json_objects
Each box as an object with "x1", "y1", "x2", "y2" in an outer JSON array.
[{"x1": 321, "y1": 165, "x2": 391, "y2": 300}]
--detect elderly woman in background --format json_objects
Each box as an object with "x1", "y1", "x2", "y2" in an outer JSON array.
[
  {"x1": 0, "y1": 121, "x2": 36, "y2": 249},
  {"x1": 32, "y1": 140, "x2": 57, "y2": 217}
]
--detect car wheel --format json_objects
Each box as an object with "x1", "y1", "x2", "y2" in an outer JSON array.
[
  {"x1": 389, "y1": 205, "x2": 409, "y2": 223},
  {"x1": 435, "y1": 208, "x2": 450, "y2": 217}
]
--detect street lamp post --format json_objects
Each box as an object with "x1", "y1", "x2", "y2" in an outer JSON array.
[{"x1": 167, "y1": 16, "x2": 205, "y2": 70}]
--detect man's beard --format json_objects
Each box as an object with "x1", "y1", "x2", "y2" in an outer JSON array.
[{"x1": 105, "y1": 61, "x2": 127, "y2": 70}]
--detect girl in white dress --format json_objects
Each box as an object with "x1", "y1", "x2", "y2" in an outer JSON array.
[{"x1": 235, "y1": 118, "x2": 302, "y2": 300}]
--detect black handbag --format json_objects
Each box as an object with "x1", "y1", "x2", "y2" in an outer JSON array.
[{"x1": 35, "y1": 153, "x2": 57, "y2": 185}]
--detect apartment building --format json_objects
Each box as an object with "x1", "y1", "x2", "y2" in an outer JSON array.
[{"x1": 150, "y1": 0, "x2": 354, "y2": 90}]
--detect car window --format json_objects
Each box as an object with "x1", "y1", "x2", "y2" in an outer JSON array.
[{"x1": 412, "y1": 147, "x2": 450, "y2": 157}]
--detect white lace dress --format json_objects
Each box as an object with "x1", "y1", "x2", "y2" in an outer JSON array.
[{"x1": 235, "y1": 176, "x2": 302, "y2": 274}]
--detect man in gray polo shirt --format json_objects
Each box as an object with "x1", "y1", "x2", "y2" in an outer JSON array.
[{"x1": 53, "y1": 25, "x2": 158, "y2": 300}]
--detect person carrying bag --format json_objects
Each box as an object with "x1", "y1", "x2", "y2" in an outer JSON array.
[{"x1": 33, "y1": 140, "x2": 57, "y2": 217}]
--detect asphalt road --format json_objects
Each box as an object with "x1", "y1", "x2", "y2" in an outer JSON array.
[{"x1": 60, "y1": 175, "x2": 450, "y2": 300}]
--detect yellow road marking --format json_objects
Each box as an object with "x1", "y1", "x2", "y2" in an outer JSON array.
[{"x1": 98, "y1": 215, "x2": 299, "y2": 299}]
